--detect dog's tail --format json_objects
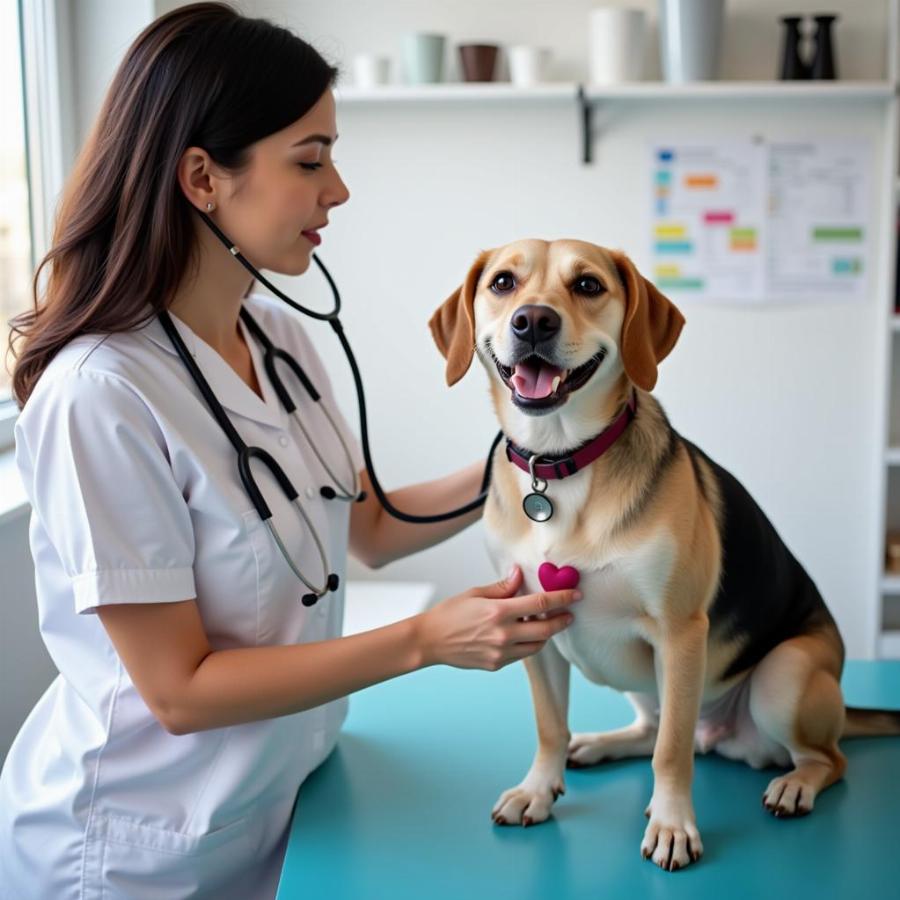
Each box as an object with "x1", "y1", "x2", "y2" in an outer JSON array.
[{"x1": 842, "y1": 706, "x2": 900, "y2": 738}]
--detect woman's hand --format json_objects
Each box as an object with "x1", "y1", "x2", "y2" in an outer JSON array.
[{"x1": 413, "y1": 566, "x2": 581, "y2": 671}]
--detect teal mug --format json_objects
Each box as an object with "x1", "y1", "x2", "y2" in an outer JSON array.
[{"x1": 403, "y1": 33, "x2": 446, "y2": 84}]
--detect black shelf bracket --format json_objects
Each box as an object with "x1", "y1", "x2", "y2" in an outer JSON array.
[{"x1": 577, "y1": 84, "x2": 594, "y2": 165}]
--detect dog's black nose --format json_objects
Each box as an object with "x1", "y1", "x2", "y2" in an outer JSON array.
[{"x1": 510, "y1": 305, "x2": 561, "y2": 348}]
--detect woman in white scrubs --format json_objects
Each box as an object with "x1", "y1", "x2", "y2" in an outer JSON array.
[{"x1": 0, "y1": 4, "x2": 581, "y2": 898}]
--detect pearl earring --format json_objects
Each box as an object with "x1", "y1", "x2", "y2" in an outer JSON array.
[{"x1": 206, "y1": 202, "x2": 215, "y2": 212}]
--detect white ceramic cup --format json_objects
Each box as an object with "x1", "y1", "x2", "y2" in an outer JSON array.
[
  {"x1": 352, "y1": 53, "x2": 391, "y2": 88},
  {"x1": 588, "y1": 7, "x2": 647, "y2": 84},
  {"x1": 508, "y1": 45, "x2": 551, "y2": 86}
]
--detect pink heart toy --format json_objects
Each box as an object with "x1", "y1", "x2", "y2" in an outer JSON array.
[{"x1": 538, "y1": 562, "x2": 580, "y2": 592}]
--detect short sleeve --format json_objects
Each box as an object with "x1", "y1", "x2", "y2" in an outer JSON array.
[{"x1": 17, "y1": 370, "x2": 196, "y2": 615}]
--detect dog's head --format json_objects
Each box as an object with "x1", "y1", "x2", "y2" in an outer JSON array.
[{"x1": 429, "y1": 239, "x2": 684, "y2": 419}]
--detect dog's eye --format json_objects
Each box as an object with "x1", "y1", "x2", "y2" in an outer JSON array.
[
  {"x1": 573, "y1": 275, "x2": 604, "y2": 297},
  {"x1": 490, "y1": 272, "x2": 516, "y2": 294}
]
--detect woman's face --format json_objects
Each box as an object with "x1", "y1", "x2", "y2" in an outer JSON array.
[{"x1": 215, "y1": 88, "x2": 349, "y2": 276}]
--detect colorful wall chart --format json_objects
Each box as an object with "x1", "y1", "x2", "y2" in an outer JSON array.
[{"x1": 649, "y1": 138, "x2": 871, "y2": 303}]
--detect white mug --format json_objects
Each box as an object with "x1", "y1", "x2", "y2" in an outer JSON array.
[
  {"x1": 508, "y1": 45, "x2": 551, "y2": 86},
  {"x1": 353, "y1": 53, "x2": 391, "y2": 88},
  {"x1": 588, "y1": 7, "x2": 646, "y2": 84}
]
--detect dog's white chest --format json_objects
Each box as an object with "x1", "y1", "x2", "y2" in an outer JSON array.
[
  {"x1": 548, "y1": 563, "x2": 658, "y2": 692},
  {"x1": 485, "y1": 472, "x2": 676, "y2": 693}
]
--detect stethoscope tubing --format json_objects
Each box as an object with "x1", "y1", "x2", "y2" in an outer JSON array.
[
  {"x1": 196, "y1": 210, "x2": 501, "y2": 524},
  {"x1": 240, "y1": 307, "x2": 360, "y2": 501},
  {"x1": 159, "y1": 308, "x2": 340, "y2": 605},
  {"x1": 160, "y1": 210, "x2": 502, "y2": 605}
]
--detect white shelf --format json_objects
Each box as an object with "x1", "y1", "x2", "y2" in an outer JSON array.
[
  {"x1": 581, "y1": 80, "x2": 896, "y2": 101},
  {"x1": 336, "y1": 80, "x2": 896, "y2": 104},
  {"x1": 336, "y1": 83, "x2": 577, "y2": 103}
]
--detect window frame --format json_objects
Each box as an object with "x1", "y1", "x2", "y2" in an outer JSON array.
[{"x1": 1, "y1": 0, "x2": 74, "y2": 450}]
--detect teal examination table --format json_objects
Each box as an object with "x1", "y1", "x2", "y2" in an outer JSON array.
[{"x1": 277, "y1": 659, "x2": 899, "y2": 900}]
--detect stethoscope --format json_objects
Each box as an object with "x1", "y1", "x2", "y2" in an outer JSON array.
[{"x1": 159, "y1": 209, "x2": 503, "y2": 607}]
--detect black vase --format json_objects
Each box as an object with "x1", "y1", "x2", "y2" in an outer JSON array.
[
  {"x1": 810, "y1": 14, "x2": 839, "y2": 80},
  {"x1": 779, "y1": 16, "x2": 810, "y2": 80}
]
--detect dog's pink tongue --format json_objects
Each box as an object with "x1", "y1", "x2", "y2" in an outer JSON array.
[{"x1": 511, "y1": 361, "x2": 562, "y2": 399}]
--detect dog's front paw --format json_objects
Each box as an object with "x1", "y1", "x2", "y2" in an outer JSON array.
[
  {"x1": 640, "y1": 793, "x2": 703, "y2": 871},
  {"x1": 491, "y1": 775, "x2": 565, "y2": 827}
]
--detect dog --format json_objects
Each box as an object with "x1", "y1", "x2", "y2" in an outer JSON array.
[{"x1": 428, "y1": 239, "x2": 900, "y2": 871}]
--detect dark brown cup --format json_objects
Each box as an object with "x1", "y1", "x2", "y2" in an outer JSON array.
[{"x1": 458, "y1": 44, "x2": 499, "y2": 82}]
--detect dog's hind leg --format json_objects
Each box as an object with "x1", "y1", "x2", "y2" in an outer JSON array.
[
  {"x1": 567, "y1": 692, "x2": 659, "y2": 768},
  {"x1": 748, "y1": 630, "x2": 847, "y2": 817},
  {"x1": 492, "y1": 639, "x2": 571, "y2": 827}
]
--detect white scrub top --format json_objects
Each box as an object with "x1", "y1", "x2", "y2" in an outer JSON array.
[{"x1": 0, "y1": 293, "x2": 364, "y2": 899}]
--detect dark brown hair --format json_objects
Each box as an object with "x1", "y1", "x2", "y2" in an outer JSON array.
[{"x1": 7, "y1": 1, "x2": 337, "y2": 409}]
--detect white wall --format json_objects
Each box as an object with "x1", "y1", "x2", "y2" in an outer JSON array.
[
  {"x1": 317, "y1": 95, "x2": 888, "y2": 659},
  {"x1": 165, "y1": 0, "x2": 888, "y2": 660},
  {"x1": 2, "y1": 1, "x2": 893, "y2": 757},
  {"x1": 70, "y1": 0, "x2": 156, "y2": 151}
]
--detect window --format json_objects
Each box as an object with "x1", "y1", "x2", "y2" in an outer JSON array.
[
  {"x1": 0, "y1": 1, "x2": 33, "y2": 411},
  {"x1": 0, "y1": 0, "x2": 69, "y2": 449}
]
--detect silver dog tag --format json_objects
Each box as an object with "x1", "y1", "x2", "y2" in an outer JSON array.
[
  {"x1": 523, "y1": 492, "x2": 554, "y2": 522},
  {"x1": 524, "y1": 453, "x2": 553, "y2": 522}
]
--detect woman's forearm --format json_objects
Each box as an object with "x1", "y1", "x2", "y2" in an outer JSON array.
[
  {"x1": 372, "y1": 460, "x2": 486, "y2": 566},
  {"x1": 173, "y1": 615, "x2": 425, "y2": 734}
]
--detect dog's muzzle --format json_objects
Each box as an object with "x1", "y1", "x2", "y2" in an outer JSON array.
[{"x1": 494, "y1": 350, "x2": 606, "y2": 412}]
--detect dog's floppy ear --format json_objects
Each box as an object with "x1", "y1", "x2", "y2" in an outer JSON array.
[
  {"x1": 609, "y1": 250, "x2": 685, "y2": 392},
  {"x1": 428, "y1": 249, "x2": 493, "y2": 386}
]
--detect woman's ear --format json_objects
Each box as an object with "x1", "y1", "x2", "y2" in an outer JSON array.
[
  {"x1": 428, "y1": 249, "x2": 493, "y2": 386},
  {"x1": 609, "y1": 249, "x2": 685, "y2": 392},
  {"x1": 177, "y1": 146, "x2": 216, "y2": 212}
]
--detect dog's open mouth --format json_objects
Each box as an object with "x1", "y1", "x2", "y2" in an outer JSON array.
[{"x1": 494, "y1": 350, "x2": 606, "y2": 411}]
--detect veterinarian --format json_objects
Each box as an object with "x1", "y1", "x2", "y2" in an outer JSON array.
[{"x1": 0, "y1": 4, "x2": 582, "y2": 897}]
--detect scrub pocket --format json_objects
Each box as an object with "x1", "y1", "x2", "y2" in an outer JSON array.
[
  {"x1": 241, "y1": 506, "x2": 293, "y2": 644},
  {"x1": 240, "y1": 506, "x2": 331, "y2": 644},
  {"x1": 82, "y1": 812, "x2": 260, "y2": 899}
]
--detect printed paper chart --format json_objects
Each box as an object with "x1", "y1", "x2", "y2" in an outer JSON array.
[
  {"x1": 649, "y1": 139, "x2": 871, "y2": 303},
  {"x1": 767, "y1": 141, "x2": 871, "y2": 297}
]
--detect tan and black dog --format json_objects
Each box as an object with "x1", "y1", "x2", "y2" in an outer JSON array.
[{"x1": 429, "y1": 239, "x2": 900, "y2": 872}]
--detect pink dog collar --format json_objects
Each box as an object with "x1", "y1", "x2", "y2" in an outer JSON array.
[{"x1": 505, "y1": 391, "x2": 637, "y2": 481}]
